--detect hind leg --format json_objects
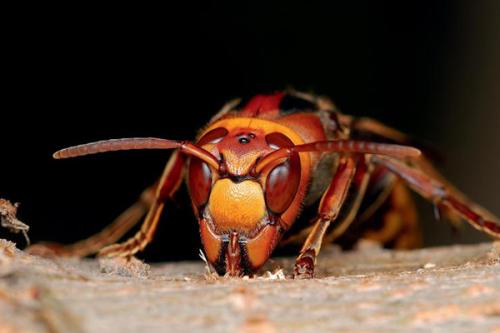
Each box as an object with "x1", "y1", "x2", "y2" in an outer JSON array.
[
  {"x1": 372, "y1": 156, "x2": 500, "y2": 239},
  {"x1": 27, "y1": 184, "x2": 156, "y2": 257},
  {"x1": 362, "y1": 180, "x2": 422, "y2": 249},
  {"x1": 28, "y1": 151, "x2": 185, "y2": 257}
]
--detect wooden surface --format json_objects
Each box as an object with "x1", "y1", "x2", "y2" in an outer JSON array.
[{"x1": 0, "y1": 239, "x2": 499, "y2": 333}]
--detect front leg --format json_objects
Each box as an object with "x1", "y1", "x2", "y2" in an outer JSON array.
[
  {"x1": 294, "y1": 155, "x2": 370, "y2": 278},
  {"x1": 98, "y1": 151, "x2": 185, "y2": 258}
]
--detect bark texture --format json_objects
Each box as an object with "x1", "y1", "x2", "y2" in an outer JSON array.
[{"x1": 0, "y1": 239, "x2": 499, "y2": 333}]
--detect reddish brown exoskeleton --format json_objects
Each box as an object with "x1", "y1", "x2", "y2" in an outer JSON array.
[{"x1": 28, "y1": 91, "x2": 500, "y2": 278}]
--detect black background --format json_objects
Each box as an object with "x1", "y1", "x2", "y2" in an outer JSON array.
[{"x1": 3, "y1": 1, "x2": 499, "y2": 261}]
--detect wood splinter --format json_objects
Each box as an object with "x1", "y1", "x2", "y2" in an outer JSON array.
[{"x1": 0, "y1": 198, "x2": 30, "y2": 245}]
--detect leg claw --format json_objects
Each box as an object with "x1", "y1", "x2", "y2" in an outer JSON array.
[{"x1": 293, "y1": 250, "x2": 315, "y2": 279}]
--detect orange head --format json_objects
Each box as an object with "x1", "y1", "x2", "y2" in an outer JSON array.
[{"x1": 187, "y1": 120, "x2": 304, "y2": 276}]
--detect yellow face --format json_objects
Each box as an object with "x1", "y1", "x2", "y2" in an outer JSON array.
[{"x1": 208, "y1": 179, "x2": 266, "y2": 234}]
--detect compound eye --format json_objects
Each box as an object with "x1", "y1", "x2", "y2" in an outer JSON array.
[
  {"x1": 188, "y1": 159, "x2": 212, "y2": 208},
  {"x1": 188, "y1": 127, "x2": 227, "y2": 207},
  {"x1": 264, "y1": 133, "x2": 301, "y2": 214}
]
